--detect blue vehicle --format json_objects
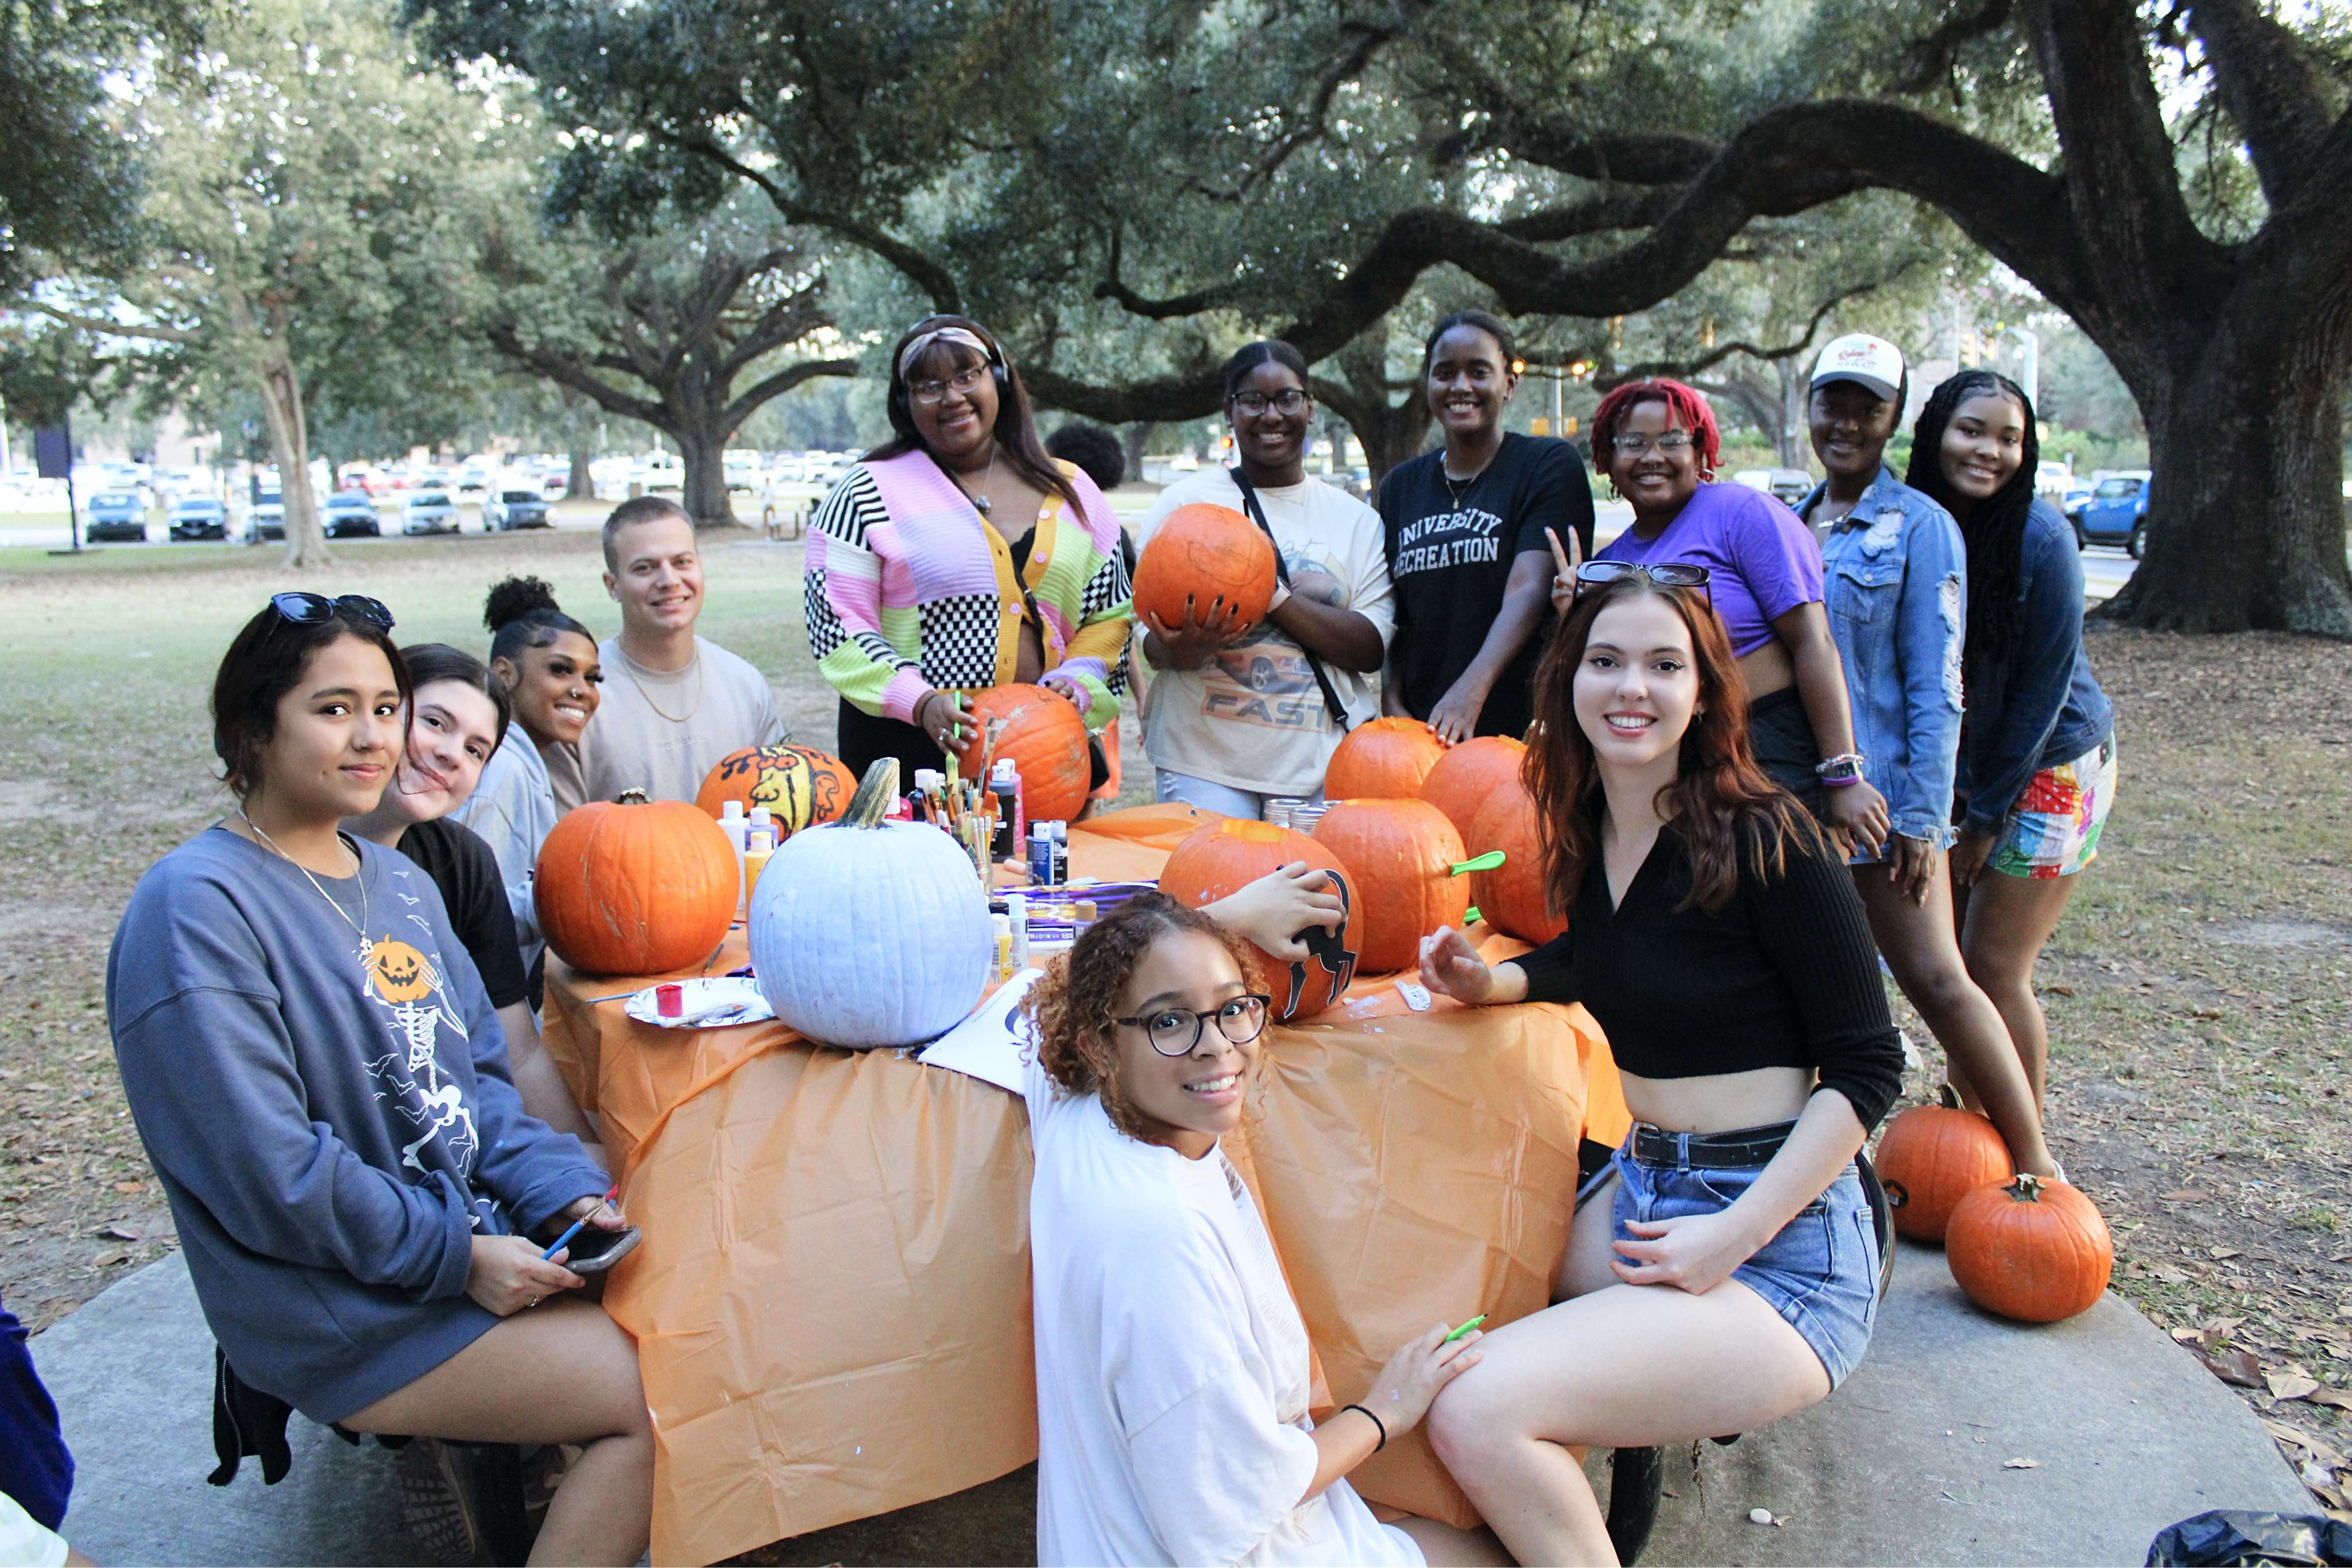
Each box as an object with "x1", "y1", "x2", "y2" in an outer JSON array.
[
  {"x1": 167, "y1": 497, "x2": 230, "y2": 540},
  {"x1": 2075, "y1": 474, "x2": 2150, "y2": 557},
  {"x1": 84, "y1": 490, "x2": 149, "y2": 543}
]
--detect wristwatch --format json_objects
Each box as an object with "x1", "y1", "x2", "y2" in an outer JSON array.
[{"x1": 1813, "y1": 752, "x2": 1867, "y2": 785}]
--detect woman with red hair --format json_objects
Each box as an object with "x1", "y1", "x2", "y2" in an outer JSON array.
[
  {"x1": 1415, "y1": 569, "x2": 1901, "y2": 1564},
  {"x1": 1566, "y1": 379, "x2": 1890, "y2": 856}
]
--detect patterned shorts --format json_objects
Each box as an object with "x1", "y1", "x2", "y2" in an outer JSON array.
[{"x1": 1989, "y1": 738, "x2": 2117, "y2": 879}]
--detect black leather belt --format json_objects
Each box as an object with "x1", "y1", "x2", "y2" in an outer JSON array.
[{"x1": 1628, "y1": 1119, "x2": 1797, "y2": 1169}]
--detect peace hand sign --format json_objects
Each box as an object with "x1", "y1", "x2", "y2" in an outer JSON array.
[{"x1": 1546, "y1": 526, "x2": 1583, "y2": 618}]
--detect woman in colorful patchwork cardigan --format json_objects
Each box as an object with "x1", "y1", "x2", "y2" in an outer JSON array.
[{"x1": 807, "y1": 315, "x2": 1134, "y2": 782}]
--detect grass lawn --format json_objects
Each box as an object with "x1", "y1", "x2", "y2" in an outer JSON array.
[{"x1": 1, "y1": 527, "x2": 2346, "y2": 1513}]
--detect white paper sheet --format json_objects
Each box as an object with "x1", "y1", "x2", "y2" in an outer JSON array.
[{"x1": 915, "y1": 967, "x2": 1043, "y2": 1094}]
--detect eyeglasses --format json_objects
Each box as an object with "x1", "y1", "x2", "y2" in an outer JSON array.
[
  {"x1": 908, "y1": 365, "x2": 991, "y2": 404},
  {"x1": 1113, "y1": 993, "x2": 1273, "y2": 1057},
  {"x1": 1608, "y1": 432, "x2": 1695, "y2": 456},
  {"x1": 1572, "y1": 561, "x2": 1712, "y2": 605},
  {"x1": 1232, "y1": 389, "x2": 1310, "y2": 417},
  {"x1": 269, "y1": 592, "x2": 395, "y2": 630}
]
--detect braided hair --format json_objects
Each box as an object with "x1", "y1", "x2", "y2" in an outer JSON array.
[{"x1": 1904, "y1": 370, "x2": 2038, "y2": 682}]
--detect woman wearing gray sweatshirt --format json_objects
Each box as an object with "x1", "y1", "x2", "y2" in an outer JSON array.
[{"x1": 107, "y1": 595, "x2": 651, "y2": 1566}]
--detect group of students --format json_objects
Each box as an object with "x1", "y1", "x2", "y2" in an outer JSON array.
[{"x1": 80, "y1": 309, "x2": 2115, "y2": 1567}]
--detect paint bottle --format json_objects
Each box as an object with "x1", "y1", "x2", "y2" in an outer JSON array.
[
  {"x1": 1073, "y1": 899, "x2": 1097, "y2": 940},
  {"x1": 988, "y1": 760, "x2": 1024, "y2": 862},
  {"x1": 718, "y1": 800, "x2": 749, "y2": 917},
  {"x1": 1028, "y1": 823, "x2": 1061, "y2": 886},
  {"x1": 992, "y1": 913, "x2": 1013, "y2": 981},
  {"x1": 747, "y1": 804, "x2": 774, "y2": 852},
  {"x1": 742, "y1": 828, "x2": 776, "y2": 906},
  {"x1": 1008, "y1": 894, "x2": 1031, "y2": 973}
]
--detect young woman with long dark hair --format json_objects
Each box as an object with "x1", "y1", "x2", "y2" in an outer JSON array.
[
  {"x1": 1581, "y1": 379, "x2": 1891, "y2": 858},
  {"x1": 108, "y1": 597, "x2": 648, "y2": 1565},
  {"x1": 1413, "y1": 570, "x2": 1903, "y2": 1565},
  {"x1": 1795, "y1": 339, "x2": 2056, "y2": 1176},
  {"x1": 1020, "y1": 895, "x2": 1504, "y2": 1566},
  {"x1": 1378, "y1": 309, "x2": 1593, "y2": 742},
  {"x1": 806, "y1": 315, "x2": 1132, "y2": 783},
  {"x1": 346, "y1": 642, "x2": 597, "y2": 1148},
  {"x1": 1905, "y1": 370, "x2": 2116, "y2": 1108},
  {"x1": 1139, "y1": 340, "x2": 1395, "y2": 818}
]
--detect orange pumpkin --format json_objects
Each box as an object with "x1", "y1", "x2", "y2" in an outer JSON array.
[
  {"x1": 1324, "y1": 717, "x2": 1448, "y2": 800},
  {"x1": 953, "y1": 683, "x2": 1093, "y2": 826},
  {"x1": 695, "y1": 744, "x2": 856, "y2": 838},
  {"x1": 1947, "y1": 1174, "x2": 2114, "y2": 1323},
  {"x1": 1874, "y1": 1088, "x2": 2014, "y2": 1243},
  {"x1": 1158, "y1": 818, "x2": 1360, "y2": 1021},
  {"x1": 1132, "y1": 502, "x2": 1278, "y2": 632},
  {"x1": 1310, "y1": 799, "x2": 1469, "y2": 974},
  {"x1": 1418, "y1": 734, "x2": 1528, "y2": 840},
  {"x1": 1463, "y1": 784, "x2": 1565, "y2": 944},
  {"x1": 535, "y1": 789, "x2": 738, "y2": 976}
]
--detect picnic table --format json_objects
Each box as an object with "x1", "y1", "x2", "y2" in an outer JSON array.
[{"x1": 541, "y1": 803, "x2": 1630, "y2": 1565}]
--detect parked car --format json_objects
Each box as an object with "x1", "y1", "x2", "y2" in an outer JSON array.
[
  {"x1": 2076, "y1": 475, "x2": 2150, "y2": 556},
  {"x1": 323, "y1": 491, "x2": 382, "y2": 538},
  {"x1": 539, "y1": 470, "x2": 571, "y2": 500},
  {"x1": 403, "y1": 490, "x2": 460, "y2": 535},
  {"x1": 167, "y1": 497, "x2": 230, "y2": 541},
  {"x1": 1765, "y1": 469, "x2": 1813, "y2": 508},
  {"x1": 84, "y1": 490, "x2": 150, "y2": 543},
  {"x1": 2059, "y1": 480, "x2": 2095, "y2": 518},
  {"x1": 484, "y1": 484, "x2": 552, "y2": 530},
  {"x1": 246, "y1": 495, "x2": 286, "y2": 544}
]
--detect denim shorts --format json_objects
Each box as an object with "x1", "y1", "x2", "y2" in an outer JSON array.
[{"x1": 1588, "y1": 1124, "x2": 1881, "y2": 1389}]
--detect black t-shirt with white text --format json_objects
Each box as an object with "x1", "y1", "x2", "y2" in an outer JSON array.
[{"x1": 1377, "y1": 433, "x2": 1594, "y2": 740}]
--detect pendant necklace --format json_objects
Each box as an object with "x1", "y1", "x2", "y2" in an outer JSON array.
[
  {"x1": 619, "y1": 645, "x2": 705, "y2": 724},
  {"x1": 956, "y1": 447, "x2": 1001, "y2": 517},
  {"x1": 239, "y1": 809, "x2": 369, "y2": 938},
  {"x1": 1442, "y1": 451, "x2": 1491, "y2": 512}
]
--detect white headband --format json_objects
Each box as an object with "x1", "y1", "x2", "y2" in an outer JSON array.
[{"x1": 896, "y1": 326, "x2": 995, "y2": 383}]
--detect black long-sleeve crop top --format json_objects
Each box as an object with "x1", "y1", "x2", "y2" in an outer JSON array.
[{"x1": 1504, "y1": 819, "x2": 1904, "y2": 1131}]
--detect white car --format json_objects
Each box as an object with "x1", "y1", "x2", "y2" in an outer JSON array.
[{"x1": 403, "y1": 490, "x2": 460, "y2": 535}]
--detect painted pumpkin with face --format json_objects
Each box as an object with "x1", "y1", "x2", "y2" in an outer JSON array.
[
  {"x1": 1158, "y1": 818, "x2": 1360, "y2": 1021},
  {"x1": 364, "y1": 938, "x2": 439, "y2": 1004},
  {"x1": 695, "y1": 744, "x2": 857, "y2": 839}
]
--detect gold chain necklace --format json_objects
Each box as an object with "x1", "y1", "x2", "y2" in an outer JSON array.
[
  {"x1": 618, "y1": 644, "x2": 705, "y2": 725},
  {"x1": 239, "y1": 810, "x2": 369, "y2": 938}
]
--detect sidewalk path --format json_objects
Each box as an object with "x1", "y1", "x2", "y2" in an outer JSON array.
[{"x1": 34, "y1": 1244, "x2": 2310, "y2": 1565}]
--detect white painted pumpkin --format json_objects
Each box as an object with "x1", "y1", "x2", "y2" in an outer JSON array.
[{"x1": 748, "y1": 759, "x2": 992, "y2": 1048}]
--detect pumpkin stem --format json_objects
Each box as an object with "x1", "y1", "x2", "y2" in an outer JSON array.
[
  {"x1": 616, "y1": 788, "x2": 650, "y2": 805},
  {"x1": 843, "y1": 757, "x2": 901, "y2": 828},
  {"x1": 2007, "y1": 1173, "x2": 2046, "y2": 1203},
  {"x1": 1936, "y1": 1082, "x2": 1964, "y2": 1111}
]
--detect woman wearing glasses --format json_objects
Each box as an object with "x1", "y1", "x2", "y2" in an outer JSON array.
[
  {"x1": 1139, "y1": 341, "x2": 1395, "y2": 819},
  {"x1": 1020, "y1": 894, "x2": 1504, "y2": 1566},
  {"x1": 1579, "y1": 379, "x2": 1890, "y2": 858},
  {"x1": 1414, "y1": 570, "x2": 1900, "y2": 1565},
  {"x1": 806, "y1": 315, "x2": 1132, "y2": 783},
  {"x1": 107, "y1": 595, "x2": 649, "y2": 1565}
]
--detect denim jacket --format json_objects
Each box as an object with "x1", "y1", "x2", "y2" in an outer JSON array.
[
  {"x1": 1799, "y1": 466, "x2": 1964, "y2": 849},
  {"x1": 1952, "y1": 500, "x2": 2115, "y2": 833}
]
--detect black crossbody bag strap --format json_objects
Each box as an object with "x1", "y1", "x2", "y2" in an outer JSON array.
[{"x1": 1230, "y1": 470, "x2": 1352, "y2": 733}]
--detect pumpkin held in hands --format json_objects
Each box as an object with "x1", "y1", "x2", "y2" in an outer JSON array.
[
  {"x1": 1946, "y1": 1174, "x2": 2114, "y2": 1323},
  {"x1": 1874, "y1": 1089, "x2": 2013, "y2": 1243},
  {"x1": 695, "y1": 744, "x2": 856, "y2": 837},
  {"x1": 750, "y1": 758, "x2": 993, "y2": 1049},
  {"x1": 1463, "y1": 784, "x2": 1566, "y2": 944},
  {"x1": 536, "y1": 790, "x2": 737, "y2": 975},
  {"x1": 1158, "y1": 818, "x2": 1360, "y2": 1021},
  {"x1": 1418, "y1": 734, "x2": 1527, "y2": 839},
  {"x1": 1132, "y1": 502, "x2": 1278, "y2": 632},
  {"x1": 1324, "y1": 717, "x2": 1448, "y2": 800},
  {"x1": 1310, "y1": 799, "x2": 1469, "y2": 974},
  {"x1": 953, "y1": 683, "x2": 1093, "y2": 826}
]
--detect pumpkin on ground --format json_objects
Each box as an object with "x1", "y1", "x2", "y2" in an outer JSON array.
[
  {"x1": 1418, "y1": 734, "x2": 1528, "y2": 840},
  {"x1": 536, "y1": 789, "x2": 737, "y2": 976},
  {"x1": 1310, "y1": 799, "x2": 1469, "y2": 974},
  {"x1": 1324, "y1": 717, "x2": 1448, "y2": 800},
  {"x1": 953, "y1": 683, "x2": 1093, "y2": 826},
  {"x1": 1132, "y1": 502, "x2": 1278, "y2": 633},
  {"x1": 750, "y1": 758, "x2": 993, "y2": 1049},
  {"x1": 1946, "y1": 1174, "x2": 2114, "y2": 1323},
  {"x1": 1158, "y1": 818, "x2": 1360, "y2": 1021},
  {"x1": 695, "y1": 744, "x2": 856, "y2": 837},
  {"x1": 1463, "y1": 784, "x2": 1566, "y2": 944},
  {"x1": 1873, "y1": 1087, "x2": 2014, "y2": 1243}
]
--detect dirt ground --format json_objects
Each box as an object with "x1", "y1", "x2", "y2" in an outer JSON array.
[{"x1": 0, "y1": 526, "x2": 2345, "y2": 1517}]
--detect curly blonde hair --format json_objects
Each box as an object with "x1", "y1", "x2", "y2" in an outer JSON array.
[{"x1": 1023, "y1": 893, "x2": 1268, "y2": 1141}]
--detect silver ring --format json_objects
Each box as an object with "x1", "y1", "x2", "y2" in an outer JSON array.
[{"x1": 528, "y1": 1296, "x2": 540, "y2": 1309}]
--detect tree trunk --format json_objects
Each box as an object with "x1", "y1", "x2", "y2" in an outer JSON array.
[
  {"x1": 562, "y1": 388, "x2": 597, "y2": 499},
  {"x1": 675, "y1": 425, "x2": 735, "y2": 528},
  {"x1": 1774, "y1": 359, "x2": 1806, "y2": 470},
  {"x1": 568, "y1": 444, "x2": 594, "y2": 500},
  {"x1": 1121, "y1": 422, "x2": 1153, "y2": 484},
  {"x1": 2098, "y1": 297, "x2": 2351, "y2": 634},
  {"x1": 258, "y1": 351, "x2": 327, "y2": 568}
]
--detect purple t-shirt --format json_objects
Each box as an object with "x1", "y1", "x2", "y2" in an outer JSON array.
[{"x1": 1596, "y1": 483, "x2": 1823, "y2": 656}]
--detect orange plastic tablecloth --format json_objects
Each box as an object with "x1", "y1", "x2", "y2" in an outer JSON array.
[{"x1": 542, "y1": 805, "x2": 1626, "y2": 1564}]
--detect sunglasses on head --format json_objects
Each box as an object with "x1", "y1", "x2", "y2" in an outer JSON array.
[
  {"x1": 269, "y1": 592, "x2": 395, "y2": 631},
  {"x1": 1572, "y1": 561, "x2": 1712, "y2": 605}
]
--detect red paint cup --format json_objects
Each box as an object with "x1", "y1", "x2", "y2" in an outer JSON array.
[{"x1": 655, "y1": 982, "x2": 685, "y2": 1019}]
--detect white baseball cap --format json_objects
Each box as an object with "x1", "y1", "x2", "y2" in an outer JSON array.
[{"x1": 1811, "y1": 334, "x2": 1905, "y2": 401}]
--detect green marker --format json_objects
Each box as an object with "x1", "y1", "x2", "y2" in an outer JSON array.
[{"x1": 1444, "y1": 1314, "x2": 1487, "y2": 1344}]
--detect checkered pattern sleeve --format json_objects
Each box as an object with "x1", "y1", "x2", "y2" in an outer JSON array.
[
  {"x1": 1034, "y1": 478, "x2": 1134, "y2": 726},
  {"x1": 806, "y1": 467, "x2": 933, "y2": 722}
]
